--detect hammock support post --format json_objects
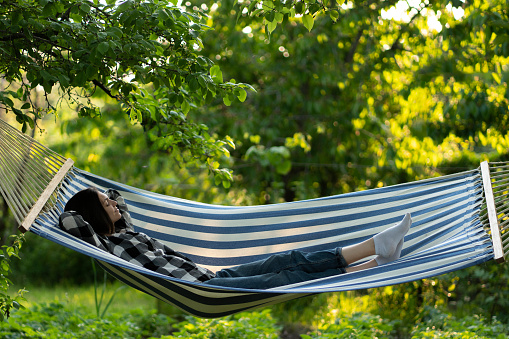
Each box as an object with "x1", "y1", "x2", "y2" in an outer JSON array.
[
  {"x1": 19, "y1": 158, "x2": 74, "y2": 233},
  {"x1": 480, "y1": 160, "x2": 505, "y2": 263}
]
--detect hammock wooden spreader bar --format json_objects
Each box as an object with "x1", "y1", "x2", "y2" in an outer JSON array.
[
  {"x1": 480, "y1": 161, "x2": 505, "y2": 263},
  {"x1": 482, "y1": 161, "x2": 509, "y2": 262},
  {"x1": 0, "y1": 117, "x2": 507, "y2": 317},
  {"x1": 0, "y1": 118, "x2": 72, "y2": 231}
]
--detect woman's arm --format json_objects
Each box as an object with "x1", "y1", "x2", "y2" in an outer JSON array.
[{"x1": 59, "y1": 211, "x2": 110, "y2": 251}]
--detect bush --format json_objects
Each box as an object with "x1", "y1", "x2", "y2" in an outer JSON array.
[
  {"x1": 0, "y1": 302, "x2": 281, "y2": 339},
  {"x1": 411, "y1": 306, "x2": 509, "y2": 338},
  {"x1": 439, "y1": 261, "x2": 509, "y2": 323},
  {"x1": 303, "y1": 311, "x2": 394, "y2": 338},
  {"x1": 158, "y1": 309, "x2": 281, "y2": 339},
  {"x1": 0, "y1": 302, "x2": 176, "y2": 338}
]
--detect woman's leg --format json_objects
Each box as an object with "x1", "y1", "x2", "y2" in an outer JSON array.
[
  {"x1": 205, "y1": 267, "x2": 344, "y2": 289},
  {"x1": 205, "y1": 248, "x2": 348, "y2": 289},
  {"x1": 341, "y1": 238, "x2": 378, "y2": 273},
  {"x1": 342, "y1": 213, "x2": 411, "y2": 272},
  {"x1": 214, "y1": 248, "x2": 347, "y2": 279},
  {"x1": 341, "y1": 238, "x2": 376, "y2": 265},
  {"x1": 205, "y1": 213, "x2": 412, "y2": 288}
]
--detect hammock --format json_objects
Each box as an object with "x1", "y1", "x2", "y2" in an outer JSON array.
[{"x1": 0, "y1": 118, "x2": 507, "y2": 318}]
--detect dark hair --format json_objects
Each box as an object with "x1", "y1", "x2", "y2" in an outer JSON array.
[{"x1": 64, "y1": 187, "x2": 114, "y2": 235}]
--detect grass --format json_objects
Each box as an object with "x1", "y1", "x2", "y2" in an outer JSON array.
[
  {"x1": 15, "y1": 281, "x2": 157, "y2": 315},
  {"x1": 15, "y1": 282, "x2": 374, "y2": 320}
]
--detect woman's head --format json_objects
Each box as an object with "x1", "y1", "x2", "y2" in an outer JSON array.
[{"x1": 64, "y1": 187, "x2": 122, "y2": 235}]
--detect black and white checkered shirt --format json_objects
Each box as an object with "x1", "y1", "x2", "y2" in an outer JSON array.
[{"x1": 59, "y1": 189, "x2": 215, "y2": 282}]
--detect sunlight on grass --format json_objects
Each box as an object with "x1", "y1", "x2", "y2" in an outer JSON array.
[{"x1": 18, "y1": 282, "x2": 157, "y2": 315}]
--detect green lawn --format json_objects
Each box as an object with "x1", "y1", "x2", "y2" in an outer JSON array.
[{"x1": 15, "y1": 282, "x2": 156, "y2": 315}]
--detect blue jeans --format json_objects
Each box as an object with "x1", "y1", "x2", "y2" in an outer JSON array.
[{"x1": 204, "y1": 248, "x2": 348, "y2": 289}]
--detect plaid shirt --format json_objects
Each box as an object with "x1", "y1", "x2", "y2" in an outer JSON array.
[{"x1": 59, "y1": 189, "x2": 215, "y2": 282}]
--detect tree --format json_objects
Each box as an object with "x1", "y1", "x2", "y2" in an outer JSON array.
[
  {"x1": 0, "y1": 0, "x2": 254, "y2": 184},
  {"x1": 187, "y1": 0, "x2": 509, "y2": 204}
]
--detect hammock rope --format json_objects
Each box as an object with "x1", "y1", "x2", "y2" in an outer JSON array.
[{"x1": 0, "y1": 118, "x2": 507, "y2": 318}]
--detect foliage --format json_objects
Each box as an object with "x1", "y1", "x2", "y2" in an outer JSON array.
[
  {"x1": 91, "y1": 259, "x2": 125, "y2": 318},
  {"x1": 370, "y1": 278, "x2": 452, "y2": 335},
  {"x1": 302, "y1": 312, "x2": 394, "y2": 339},
  {"x1": 0, "y1": 234, "x2": 26, "y2": 321},
  {"x1": 0, "y1": 302, "x2": 177, "y2": 338},
  {"x1": 10, "y1": 232, "x2": 95, "y2": 286},
  {"x1": 2, "y1": 285, "x2": 509, "y2": 338},
  {"x1": 0, "y1": 302, "x2": 282, "y2": 339},
  {"x1": 190, "y1": 0, "x2": 509, "y2": 204},
  {"x1": 411, "y1": 306, "x2": 509, "y2": 338},
  {"x1": 159, "y1": 309, "x2": 280, "y2": 339},
  {"x1": 0, "y1": 0, "x2": 253, "y2": 182},
  {"x1": 1, "y1": 0, "x2": 509, "y2": 331},
  {"x1": 439, "y1": 261, "x2": 509, "y2": 323}
]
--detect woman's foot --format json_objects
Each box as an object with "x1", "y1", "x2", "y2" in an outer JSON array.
[
  {"x1": 375, "y1": 238, "x2": 404, "y2": 265},
  {"x1": 373, "y1": 213, "x2": 412, "y2": 258}
]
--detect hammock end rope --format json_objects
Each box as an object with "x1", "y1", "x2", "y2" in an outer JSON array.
[{"x1": 19, "y1": 158, "x2": 74, "y2": 233}]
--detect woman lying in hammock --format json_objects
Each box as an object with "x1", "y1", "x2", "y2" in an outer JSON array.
[{"x1": 60, "y1": 187, "x2": 412, "y2": 290}]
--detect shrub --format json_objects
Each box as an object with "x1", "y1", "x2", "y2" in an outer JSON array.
[
  {"x1": 303, "y1": 310, "x2": 394, "y2": 338},
  {"x1": 0, "y1": 302, "x2": 176, "y2": 338},
  {"x1": 0, "y1": 302, "x2": 281, "y2": 339},
  {"x1": 0, "y1": 234, "x2": 26, "y2": 321},
  {"x1": 157, "y1": 309, "x2": 281, "y2": 339},
  {"x1": 411, "y1": 306, "x2": 509, "y2": 339},
  {"x1": 439, "y1": 261, "x2": 509, "y2": 323}
]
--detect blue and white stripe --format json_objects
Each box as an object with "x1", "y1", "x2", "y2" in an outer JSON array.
[{"x1": 30, "y1": 167, "x2": 494, "y2": 318}]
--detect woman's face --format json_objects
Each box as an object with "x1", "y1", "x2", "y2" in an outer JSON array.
[{"x1": 97, "y1": 192, "x2": 122, "y2": 223}]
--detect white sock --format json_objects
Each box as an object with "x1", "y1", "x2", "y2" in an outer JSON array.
[
  {"x1": 375, "y1": 238, "x2": 404, "y2": 265},
  {"x1": 373, "y1": 213, "x2": 412, "y2": 258}
]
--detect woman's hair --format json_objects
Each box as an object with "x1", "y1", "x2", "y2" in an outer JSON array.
[{"x1": 64, "y1": 187, "x2": 114, "y2": 235}]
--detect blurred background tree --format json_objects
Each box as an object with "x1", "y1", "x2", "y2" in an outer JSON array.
[{"x1": 189, "y1": 0, "x2": 509, "y2": 204}]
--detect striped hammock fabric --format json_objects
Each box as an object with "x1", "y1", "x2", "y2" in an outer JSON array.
[
  {"x1": 28, "y1": 166, "x2": 495, "y2": 318},
  {"x1": 0, "y1": 117, "x2": 505, "y2": 318}
]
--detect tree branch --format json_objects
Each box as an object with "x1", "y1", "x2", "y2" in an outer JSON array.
[{"x1": 92, "y1": 79, "x2": 120, "y2": 100}]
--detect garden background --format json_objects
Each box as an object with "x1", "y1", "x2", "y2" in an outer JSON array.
[{"x1": 1, "y1": 0, "x2": 509, "y2": 337}]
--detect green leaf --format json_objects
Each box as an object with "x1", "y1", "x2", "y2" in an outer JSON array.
[
  {"x1": 40, "y1": 69, "x2": 55, "y2": 81},
  {"x1": 181, "y1": 100, "x2": 190, "y2": 114},
  {"x1": 97, "y1": 41, "x2": 110, "y2": 54},
  {"x1": 275, "y1": 12, "x2": 284, "y2": 23},
  {"x1": 267, "y1": 19, "x2": 277, "y2": 34},
  {"x1": 302, "y1": 14, "x2": 314, "y2": 32},
  {"x1": 58, "y1": 74, "x2": 70, "y2": 88},
  {"x1": 236, "y1": 89, "x2": 247, "y2": 102},
  {"x1": 210, "y1": 65, "x2": 223, "y2": 84},
  {"x1": 106, "y1": 27, "x2": 123, "y2": 38},
  {"x1": 80, "y1": 2, "x2": 91, "y2": 13},
  {"x1": 295, "y1": 2, "x2": 304, "y2": 14},
  {"x1": 1, "y1": 96, "x2": 14, "y2": 108},
  {"x1": 20, "y1": 103, "x2": 30, "y2": 110},
  {"x1": 329, "y1": 10, "x2": 339, "y2": 22}
]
